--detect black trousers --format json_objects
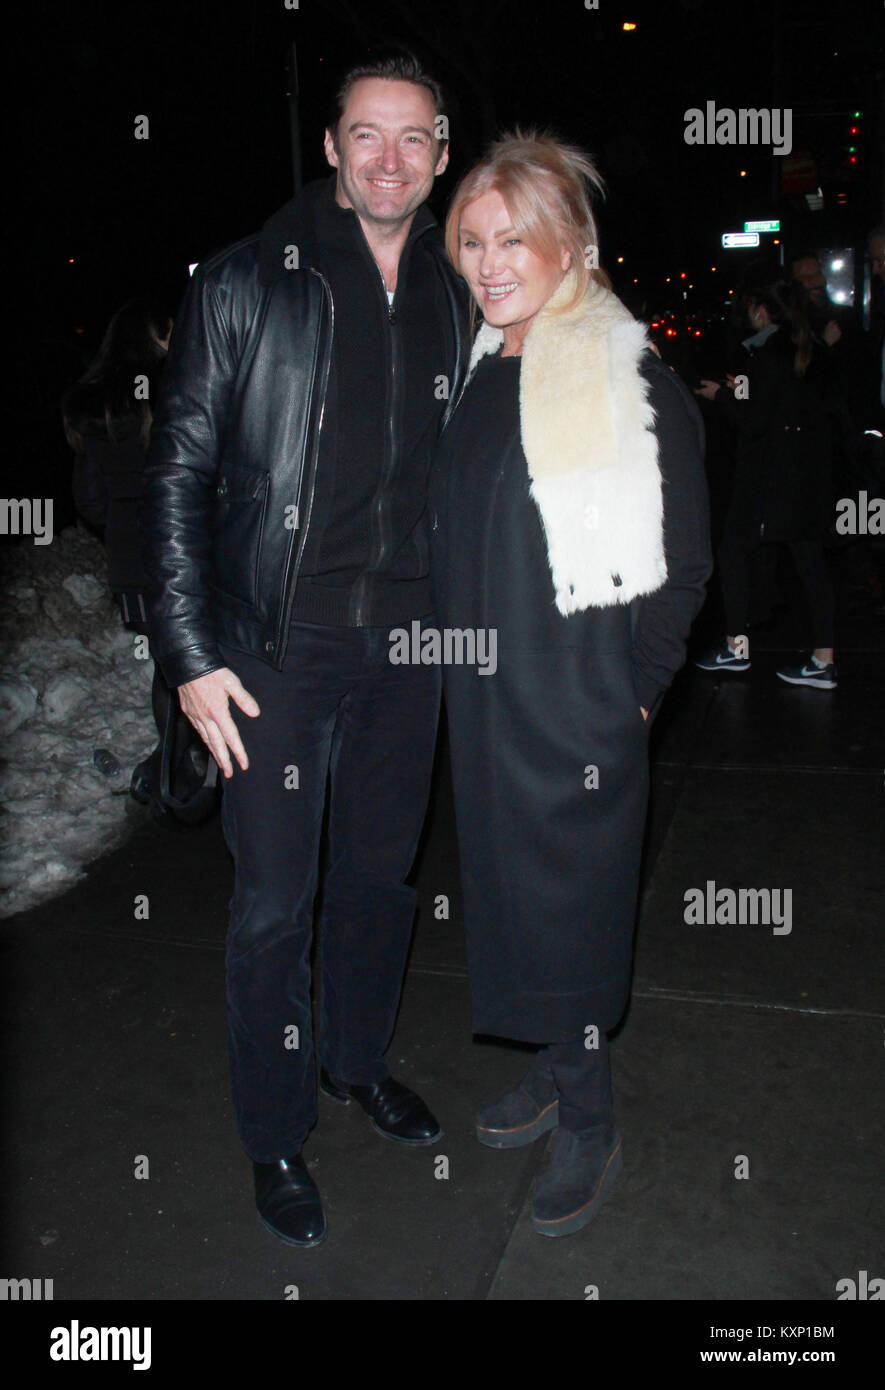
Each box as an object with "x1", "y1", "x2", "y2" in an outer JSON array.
[
  {"x1": 717, "y1": 533, "x2": 835, "y2": 648},
  {"x1": 217, "y1": 620, "x2": 441, "y2": 1163}
]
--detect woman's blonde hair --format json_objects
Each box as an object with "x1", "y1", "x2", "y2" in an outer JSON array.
[{"x1": 444, "y1": 128, "x2": 610, "y2": 324}]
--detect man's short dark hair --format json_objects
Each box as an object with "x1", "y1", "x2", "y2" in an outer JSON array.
[{"x1": 326, "y1": 46, "x2": 447, "y2": 152}]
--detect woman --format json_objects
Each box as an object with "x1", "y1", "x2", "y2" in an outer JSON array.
[
  {"x1": 694, "y1": 283, "x2": 838, "y2": 688},
  {"x1": 62, "y1": 298, "x2": 207, "y2": 814},
  {"x1": 429, "y1": 131, "x2": 712, "y2": 1237}
]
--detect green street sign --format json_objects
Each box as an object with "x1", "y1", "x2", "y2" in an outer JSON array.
[{"x1": 744, "y1": 219, "x2": 781, "y2": 233}]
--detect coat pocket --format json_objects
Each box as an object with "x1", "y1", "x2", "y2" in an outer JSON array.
[{"x1": 211, "y1": 467, "x2": 270, "y2": 608}]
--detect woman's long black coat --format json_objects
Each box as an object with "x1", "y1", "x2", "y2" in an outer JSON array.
[
  {"x1": 428, "y1": 347, "x2": 712, "y2": 1045},
  {"x1": 716, "y1": 328, "x2": 836, "y2": 543}
]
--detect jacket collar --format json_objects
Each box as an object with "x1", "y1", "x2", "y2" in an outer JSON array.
[
  {"x1": 468, "y1": 267, "x2": 667, "y2": 613},
  {"x1": 741, "y1": 320, "x2": 780, "y2": 351},
  {"x1": 258, "y1": 172, "x2": 438, "y2": 286}
]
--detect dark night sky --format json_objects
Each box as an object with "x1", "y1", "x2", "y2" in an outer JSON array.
[{"x1": 22, "y1": 0, "x2": 884, "y2": 436}]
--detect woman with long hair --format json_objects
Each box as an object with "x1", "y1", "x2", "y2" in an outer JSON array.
[
  {"x1": 694, "y1": 281, "x2": 838, "y2": 687},
  {"x1": 62, "y1": 297, "x2": 207, "y2": 812},
  {"x1": 428, "y1": 131, "x2": 712, "y2": 1236}
]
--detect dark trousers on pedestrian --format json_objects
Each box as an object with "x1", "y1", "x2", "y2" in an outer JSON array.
[
  {"x1": 217, "y1": 620, "x2": 441, "y2": 1164},
  {"x1": 718, "y1": 532, "x2": 835, "y2": 648}
]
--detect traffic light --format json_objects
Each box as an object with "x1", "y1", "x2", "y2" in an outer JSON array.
[{"x1": 844, "y1": 110, "x2": 862, "y2": 175}]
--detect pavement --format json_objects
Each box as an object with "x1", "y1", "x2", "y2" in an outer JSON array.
[{"x1": 2, "y1": 544, "x2": 883, "y2": 1302}]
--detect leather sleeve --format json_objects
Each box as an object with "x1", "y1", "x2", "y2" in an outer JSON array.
[{"x1": 140, "y1": 267, "x2": 238, "y2": 688}]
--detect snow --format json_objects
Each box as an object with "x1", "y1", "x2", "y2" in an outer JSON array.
[{"x1": 0, "y1": 524, "x2": 157, "y2": 918}]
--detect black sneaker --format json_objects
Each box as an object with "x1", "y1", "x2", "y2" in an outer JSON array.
[
  {"x1": 693, "y1": 641, "x2": 750, "y2": 672},
  {"x1": 775, "y1": 656, "x2": 837, "y2": 689}
]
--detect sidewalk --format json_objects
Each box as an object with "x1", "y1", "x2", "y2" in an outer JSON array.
[{"x1": 3, "y1": 560, "x2": 883, "y2": 1300}]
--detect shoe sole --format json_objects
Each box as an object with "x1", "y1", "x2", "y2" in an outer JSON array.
[
  {"x1": 693, "y1": 661, "x2": 751, "y2": 672},
  {"x1": 320, "y1": 1080, "x2": 442, "y2": 1146},
  {"x1": 776, "y1": 672, "x2": 837, "y2": 688},
  {"x1": 257, "y1": 1213, "x2": 327, "y2": 1247},
  {"x1": 532, "y1": 1139, "x2": 623, "y2": 1238},
  {"x1": 476, "y1": 1100, "x2": 559, "y2": 1149}
]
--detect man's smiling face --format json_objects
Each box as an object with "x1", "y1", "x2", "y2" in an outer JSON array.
[{"x1": 324, "y1": 77, "x2": 448, "y2": 229}]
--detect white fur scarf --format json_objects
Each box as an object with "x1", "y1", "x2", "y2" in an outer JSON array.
[{"x1": 466, "y1": 269, "x2": 667, "y2": 614}]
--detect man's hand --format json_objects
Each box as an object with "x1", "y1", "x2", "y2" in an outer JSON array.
[
  {"x1": 177, "y1": 668, "x2": 261, "y2": 778},
  {"x1": 822, "y1": 320, "x2": 842, "y2": 347}
]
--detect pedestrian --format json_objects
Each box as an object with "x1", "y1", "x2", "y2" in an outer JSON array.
[
  {"x1": 140, "y1": 50, "x2": 471, "y2": 1246},
  {"x1": 694, "y1": 282, "x2": 838, "y2": 688},
  {"x1": 429, "y1": 129, "x2": 711, "y2": 1237},
  {"x1": 61, "y1": 297, "x2": 205, "y2": 808}
]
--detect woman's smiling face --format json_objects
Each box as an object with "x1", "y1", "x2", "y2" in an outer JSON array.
[{"x1": 458, "y1": 188, "x2": 570, "y2": 350}]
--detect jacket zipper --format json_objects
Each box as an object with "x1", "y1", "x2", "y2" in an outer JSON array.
[
  {"x1": 351, "y1": 257, "x2": 402, "y2": 626},
  {"x1": 275, "y1": 269, "x2": 334, "y2": 665}
]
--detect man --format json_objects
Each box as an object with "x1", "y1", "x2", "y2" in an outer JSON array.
[
  {"x1": 790, "y1": 249, "x2": 847, "y2": 333},
  {"x1": 141, "y1": 50, "x2": 471, "y2": 1247},
  {"x1": 790, "y1": 247, "x2": 874, "y2": 434}
]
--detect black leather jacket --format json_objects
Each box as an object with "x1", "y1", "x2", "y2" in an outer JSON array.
[{"x1": 141, "y1": 189, "x2": 471, "y2": 689}]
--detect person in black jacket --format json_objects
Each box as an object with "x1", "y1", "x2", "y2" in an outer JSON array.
[
  {"x1": 694, "y1": 282, "x2": 838, "y2": 689},
  {"x1": 139, "y1": 50, "x2": 472, "y2": 1248},
  {"x1": 429, "y1": 132, "x2": 711, "y2": 1238},
  {"x1": 61, "y1": 298, "x2": 205, "y2": 807}
]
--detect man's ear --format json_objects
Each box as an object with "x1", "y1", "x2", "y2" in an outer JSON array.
[
  {"x1": 434, "y1": 142, "x2": 450, "y2": 177},
  {"x1": 323, "y1": 128, "x2": 339, "y2": 168}
]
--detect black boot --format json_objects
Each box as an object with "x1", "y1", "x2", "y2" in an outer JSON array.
[
  {"x1": 320, "y1": 1069, "x2": 441, "y2": 1145},
  {"x1": 531, "y1": 1121, "x2": 622, "y2": 1237},
  {"x1": 253, "y1": 1153, "x2": 326, "y2": 1246},
  {"x1": 475, "y1": 1050, "x2": 559, "y2": 1148}
]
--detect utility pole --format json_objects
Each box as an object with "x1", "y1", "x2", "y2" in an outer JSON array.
[{"x1": 286, "y1": 40, "x2": 303, "y2": 195}]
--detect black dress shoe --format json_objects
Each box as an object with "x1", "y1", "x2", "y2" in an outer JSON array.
[
  {"x1": 253, "y1": 1153, "x2": 326, "y2": 1246},
  {"x1": 319, "y1": 1068, "x2": 442, "y2": 1145}
]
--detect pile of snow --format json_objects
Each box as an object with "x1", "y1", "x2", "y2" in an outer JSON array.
[{"x1": 0, "y1": 525, "x2": 156, "y2": 919}]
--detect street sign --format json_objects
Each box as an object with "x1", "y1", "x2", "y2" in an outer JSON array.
[
  {"x1": 722, "y1": 232, "x2": 761, "y2": 248},
  {"x1": 744, "y1": 219, "x2": 780, "y2": 233}
]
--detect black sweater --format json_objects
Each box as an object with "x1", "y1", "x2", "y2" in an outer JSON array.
[{"x1": 264, "y1": 175, "x2": 457, "y2": 626}]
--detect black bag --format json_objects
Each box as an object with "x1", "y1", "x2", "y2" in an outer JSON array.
[{"x1": 157, "y1": 685, "x2": 220, "y2": 825}]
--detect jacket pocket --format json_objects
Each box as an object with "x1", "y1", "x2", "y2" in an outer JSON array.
[{"x1": 211, "y1": 467, "x2": 270, "y2": 609}]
